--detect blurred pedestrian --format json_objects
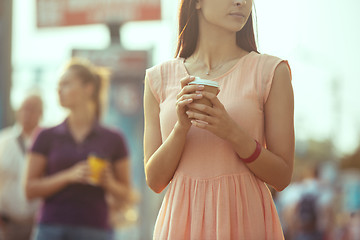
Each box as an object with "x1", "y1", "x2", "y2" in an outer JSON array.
[
  {"x1": 143, "y1": 0, "x2": 294, "y2": 239},
  {"x1": 293, "y1": 194, "x2": 324, "y2": 240},
  {"x1": 24, "y1": 58, "x2": 133, "y2": 240},
  {"x1": 0, "y1": 94, "x2": 43, "y2": 240}
]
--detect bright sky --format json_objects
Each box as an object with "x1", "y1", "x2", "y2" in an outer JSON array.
[{"x1": 11, "y1": 0, "x2": 360, "y2": 156}]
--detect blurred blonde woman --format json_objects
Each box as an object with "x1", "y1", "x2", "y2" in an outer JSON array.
[{"x1": 25, "y1": 59, "x2": 132, "y2": 240}]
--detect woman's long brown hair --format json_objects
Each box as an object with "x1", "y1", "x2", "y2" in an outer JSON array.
[{"x1": 175, "y1": 0, "x2": 258, "y2": 58}]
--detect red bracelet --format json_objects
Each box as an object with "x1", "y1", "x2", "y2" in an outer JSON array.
[{"x1": 238, "y1": 140, "x2": 261, "y2": 163}]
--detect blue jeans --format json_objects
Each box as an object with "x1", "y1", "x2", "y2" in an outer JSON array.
[{"x1": 33, "y1": 224, "x2": 113, "y2": 240}]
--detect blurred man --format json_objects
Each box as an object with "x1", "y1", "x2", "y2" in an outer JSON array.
[{"x1": 0, "y1": 95, "x2": 43, "y2": 240}]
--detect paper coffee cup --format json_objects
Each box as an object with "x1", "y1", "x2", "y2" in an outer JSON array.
[
  {"x1": 87, "y1": 154, "x2": 109, "y2": 185},
  {"x1": 188, "y1": 77, "x2": 219, "y2": 112}
]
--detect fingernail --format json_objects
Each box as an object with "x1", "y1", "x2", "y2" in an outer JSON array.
[
  {"x1": 196, "y1": 94, "x2": 202, "y2": 98},
  {"x1": 187, "y1": 98, "x2": 192, "y2": 102},
  {"x1": 197, "y1": 85, "x2": 204, "y2": 89}
]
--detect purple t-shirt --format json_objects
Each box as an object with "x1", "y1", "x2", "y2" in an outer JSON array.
[{"x1": 30, "y1": 120, "x2": 128, "y2": 229}]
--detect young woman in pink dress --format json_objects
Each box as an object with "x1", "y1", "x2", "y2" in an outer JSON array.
[{"x1": 144, "y1": 0, "x2": 294, "y2": 239}]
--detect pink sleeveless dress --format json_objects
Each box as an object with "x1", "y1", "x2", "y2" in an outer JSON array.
[{"x1": 146, "y1": 51, "x2": 290, "y2": 240}]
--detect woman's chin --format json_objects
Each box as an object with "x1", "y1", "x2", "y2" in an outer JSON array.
[{"x1": 59, "y1": 101, "x2": 69, "y2": 108}]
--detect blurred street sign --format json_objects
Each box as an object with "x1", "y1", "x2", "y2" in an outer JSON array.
[
  {"x1": 36, "y1": 0, "x2": 161, "y2": 28},
  {"x1": 72, "y1": 47, "x2": 148, "y2": 74}
]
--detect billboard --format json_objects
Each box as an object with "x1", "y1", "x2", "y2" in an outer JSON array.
[{"x1": 37, "y1": 0, "x2": 161, "y2": 28}]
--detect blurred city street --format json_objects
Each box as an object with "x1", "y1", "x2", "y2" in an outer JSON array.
[{"x1": 1, "y1": 0, "x2": 360, "y2": 239}]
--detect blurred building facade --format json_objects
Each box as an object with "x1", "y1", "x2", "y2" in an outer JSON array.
[
  {"x1": 0, "y1": 0, "x2": 14, "y2": 129},
  {"x1": 2, "y1": 0, "x2": 360, "y2": 239}
]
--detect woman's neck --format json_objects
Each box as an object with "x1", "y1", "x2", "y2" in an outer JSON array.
[
  {"x1": 67, "y1": 103, "x2": 97, "y2": 143},
  {"x1": 68, "y1": 103, "x2": 96, "y2": 129},
  {"x1": 192, "y1": 16, "x2": 245, "y2": 68}
]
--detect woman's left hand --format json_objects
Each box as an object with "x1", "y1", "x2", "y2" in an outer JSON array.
[{"x1": 186, "y1": 91, "x2": 240, "y2": 141}]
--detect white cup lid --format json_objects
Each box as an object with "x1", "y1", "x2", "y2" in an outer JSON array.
[{"x1": 188, "y1": 77, "x2": 219, "y2": 87}]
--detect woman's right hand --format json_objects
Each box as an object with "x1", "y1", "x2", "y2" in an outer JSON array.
[
  {"x1": 64, "y1": 161, "x2": 90, "y2": 184},
  {"x1": 176, "y1": 76, "x2": 204, "y2": 131}
]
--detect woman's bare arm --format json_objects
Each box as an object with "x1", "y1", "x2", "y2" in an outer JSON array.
[
  {"x1": 143, "y1": 77, "x2": 186, "y2": 193},
  {"x1": 143, "y1": 75, "x2": 203, "y2": 193},
  {"x1": 238, "y1": 62, "x2": 294, "y2": 191},
  {"x1": 24, "y1": 152, "x2": 89, "y2": 200}
]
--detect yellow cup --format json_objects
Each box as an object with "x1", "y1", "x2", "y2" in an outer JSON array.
[{"x1": 87, "y1": 154, "x2": 109, "y2": 185}]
